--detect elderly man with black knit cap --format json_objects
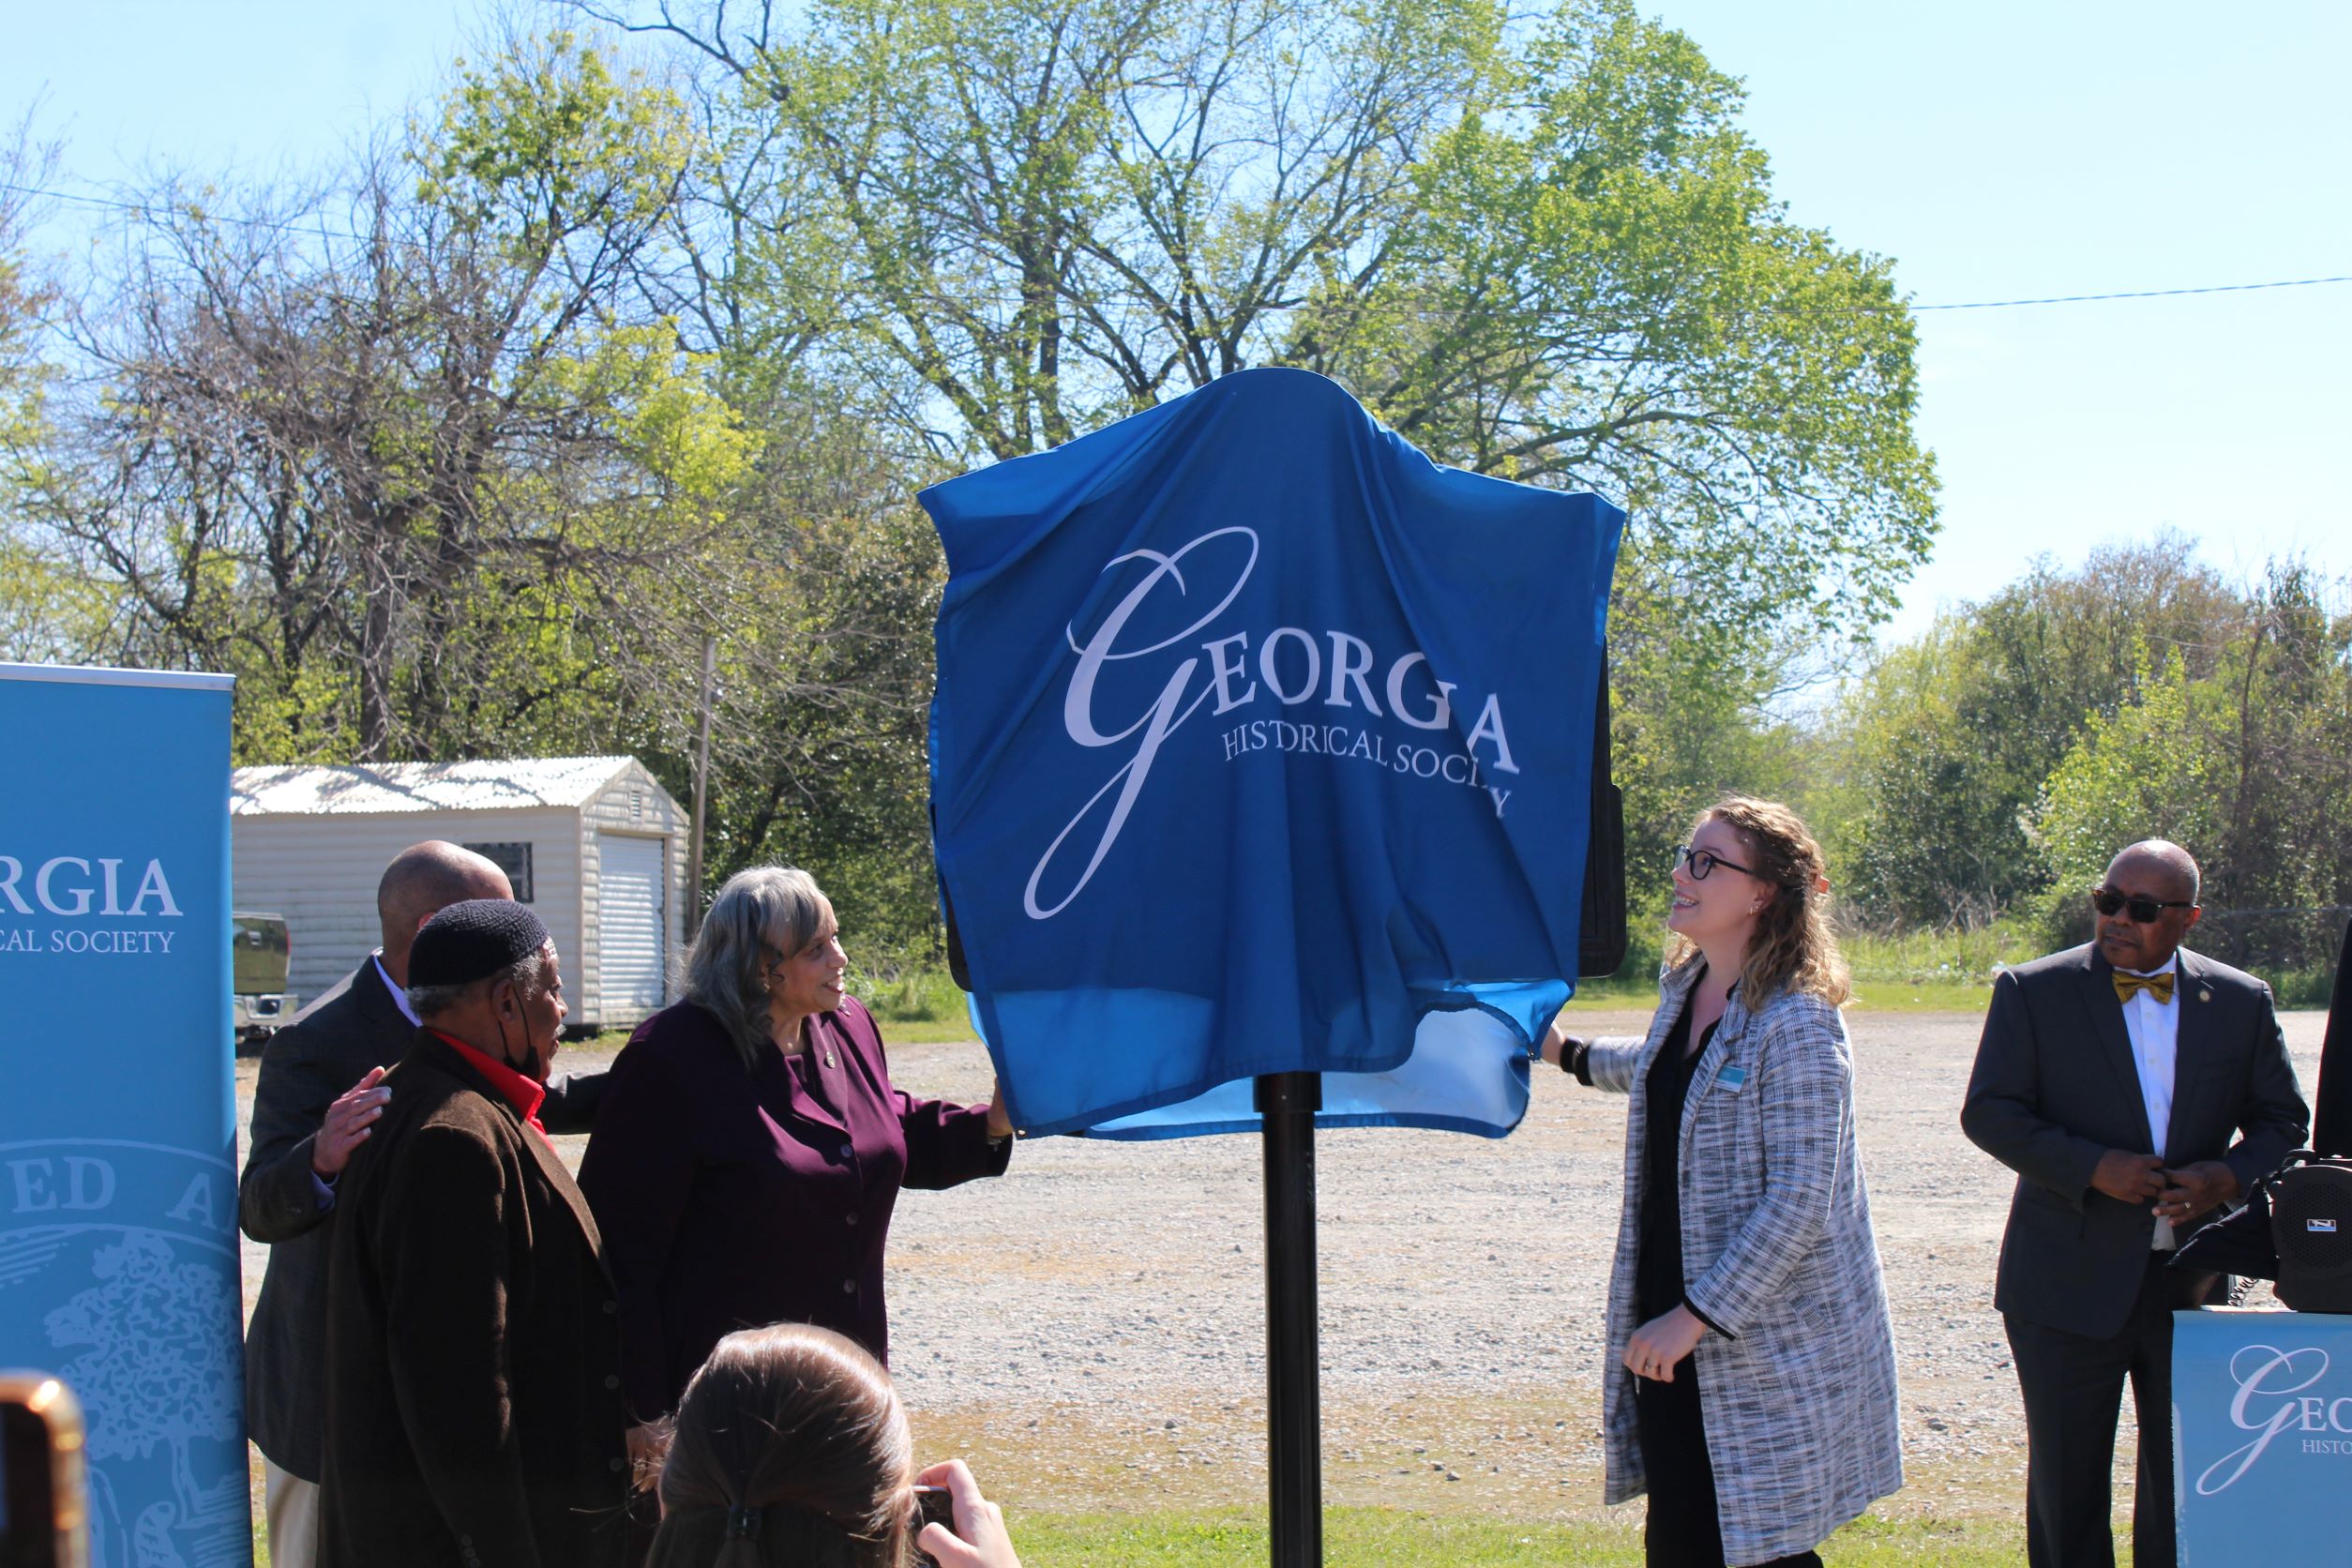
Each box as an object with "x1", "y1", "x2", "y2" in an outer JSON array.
[{"x1": 318, "y1": 901, "x2": 630, "y2": 1568}]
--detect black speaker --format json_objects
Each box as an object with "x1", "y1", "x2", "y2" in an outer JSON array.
[{"x1": 2272, "y1": 1152, "x2": 2352, "y2": 1313}]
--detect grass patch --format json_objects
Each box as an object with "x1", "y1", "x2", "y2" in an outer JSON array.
[
  {"x1": 668, "y1": 911, "x2": 2335, "y2": 1047},
  {"x1": 564, "y1": 1016, "x2": 982, "y2": 1053},
  {"x1": 556, "y1": 969, "x2": 986, "y2": 1057},
  {"x1": 1010, "y1": 1506, "x2": 2027, "y2": 1565},
  {"x1": 878, "y1": 1015, "x2": 987, "y2": 1044},
  {"x1": 1847, "y1": 978, "x2": 1997, "y2": 1015},
  {"x1": 1568, "y1": 925, "x2": 2040, "y2": 1017},
  {"x1": 243, "y1": 1500, "x2": 2031, "y2": 1567},
  {"x1": 860, "y1": 968, "x2": 978, "y2": 1029},
  {"x1": 2266, "y1": 964, "x2": 2337, "y2": 1008},
  {"x1": 1558, "y1": 972, "x2": 1659, "y2": 1010},
  {"x1": 591, "y1": 925, "x2": 2120, "y2": 1057},
  {"x1": 1844, "y1": 924, "x2": 2036, "y2": 991}
]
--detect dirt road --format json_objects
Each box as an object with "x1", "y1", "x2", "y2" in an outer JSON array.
[{"x1": 235, "y1": 1006, "x2": 2329, "y2": 1523}]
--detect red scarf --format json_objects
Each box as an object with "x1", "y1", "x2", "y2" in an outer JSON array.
[{"x1": 431, "y1": 1029, "x2": 549, "y2": 1136}]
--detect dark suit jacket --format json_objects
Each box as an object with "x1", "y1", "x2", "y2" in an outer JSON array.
[
  {"x1": 2315, "y1": 915, "x2": 2351, "y2": 1155},
  {"x1": 239, "y1": 955, "x2": 611, "y2": 1479},
  {"x1": 1961, "y1": 942, "x2": 2309, "y2": 1339},
  {"x1": 319, "y1": 1030, "x2": 630, "y2": 1568}
]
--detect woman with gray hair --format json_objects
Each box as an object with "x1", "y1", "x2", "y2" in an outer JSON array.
[{"x1": 580, "y1": 867, "x2": 1012, "y2": 1494}]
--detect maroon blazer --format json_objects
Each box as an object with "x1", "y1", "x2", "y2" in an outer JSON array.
[{"x1": 578, "y1": 996, "x2": 1010, "y2": 1423}]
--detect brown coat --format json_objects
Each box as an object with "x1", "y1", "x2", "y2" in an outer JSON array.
[
  {"x1": 320, "y1": 1030, "x2": 631, "y2": 1568},
  {"x1": 240, "y1": 956, "x2": 610, "y2": 1481}
]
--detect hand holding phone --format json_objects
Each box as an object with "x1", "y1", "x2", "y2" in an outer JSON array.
[
  {"x1": 910, "y1": 1485, "x2": 956, "y2": 1567},
  {"x1": 910, "y1": 1460, "x2": 1021, "y2": 1568}
]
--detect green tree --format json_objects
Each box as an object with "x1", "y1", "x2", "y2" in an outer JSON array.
[
  {"x1": 1300, "y1": 0, "x2": 1935, "y2": 640},
  {"x1": 2186, "y1": 566, "x2": 2350, "y2": 967},
  {"x1": 27, "y1": 34, "x2": 753, "y2": 763},
  {"x1": 586, "y1": 0, "x2": 1942, "y2": 949},
  {"x1": 0, "y1": 120, "x2": 45, "y2": 460},
  {"x1": 587, "y1": 0, "x2": 1935, "y2": 633},
  {"x1": 1832, "y1": 535, "x2": 2240, "y2": 927},
  {"x1": 0, "y1": 115, "x2": 108, "y2": 662},
  {"x1": 2030, "y1": 647, "x2": 2224, "y2": 933},
  {"x1": 2029, "y1": 562, "x2": 2352, "y2": 972}
]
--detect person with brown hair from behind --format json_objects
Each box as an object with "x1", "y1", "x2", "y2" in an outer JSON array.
[{"x1": 648, "y1": 1322, "x2": 1020, "y2": 1568}]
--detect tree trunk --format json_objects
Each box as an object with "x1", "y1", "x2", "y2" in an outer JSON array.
[{"x1": 357, "y1": 535, "x2": 398, "y2": 761}]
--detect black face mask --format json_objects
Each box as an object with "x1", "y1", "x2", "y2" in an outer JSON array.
[{"x1": 493, "y1": 995, "x2": 539, "y2": 1078}]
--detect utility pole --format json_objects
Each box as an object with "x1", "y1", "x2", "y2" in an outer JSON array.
[{"x1": 686, "y1": 631, "x2": 716, "y2": 940}]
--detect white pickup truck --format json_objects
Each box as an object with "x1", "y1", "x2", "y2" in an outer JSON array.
[{"x1": 234, "y1": 911, "x2": 295, "y2": 1047}]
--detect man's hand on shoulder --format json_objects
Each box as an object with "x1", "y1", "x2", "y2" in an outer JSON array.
[
  {"x1": 311, "y1": 1066, "x2": 391, "y2": 1179},
  {"x1": 2088, "y1": 1150, "x2": 2165, "y2": 1205}
]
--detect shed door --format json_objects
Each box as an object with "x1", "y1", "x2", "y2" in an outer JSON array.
[{"x1": 597, "y1": 835, "x2": 667, "y2": 1021}]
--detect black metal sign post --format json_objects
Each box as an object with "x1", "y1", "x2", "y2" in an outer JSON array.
[
  {"x1": 1257, "y1": 1070, "x2": 1324, "y2": 1568},
  {"x1": 941, "y1": 655, "x2": 1621, "y2": 1568}
]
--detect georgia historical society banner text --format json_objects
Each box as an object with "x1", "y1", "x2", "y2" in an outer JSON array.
[
  {"x1": 923, "y1": 369, "x2": 1622, "y2": 1139},
  {"x1": 0, "y1": 663, "x2": 249, "y2": 1568}
]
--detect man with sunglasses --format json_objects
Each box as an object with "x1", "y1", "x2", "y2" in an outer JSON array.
[{"x1": 1963, "y1": 838, "x2": 2307, "y2": 1568}]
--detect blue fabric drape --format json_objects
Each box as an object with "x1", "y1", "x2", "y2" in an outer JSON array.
[{"x1": 922, "y1": 369, "x2": 1622, "y2": 1138}]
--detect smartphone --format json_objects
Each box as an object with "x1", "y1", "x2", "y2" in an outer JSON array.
[
  {"x1": 0, "y1": 1373, "x2": 88, "y2": 1568},
  {"x1": 910, "y1": 1484, "x2": 957, "y2": 1567}
]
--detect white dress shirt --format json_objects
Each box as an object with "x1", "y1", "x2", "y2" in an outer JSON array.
[
  {"x1": 375, "y1": 952, "x2": 421, "y2": 1028},
  {"x1": 2116, "y1": 952, "x2": 2180, "y2": 1249},
  {"x1": 310, "y1": 953, "x2": 420, "y2": 1213}
]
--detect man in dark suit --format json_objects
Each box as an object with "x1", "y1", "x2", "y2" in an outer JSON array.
[
  {"x1": 2316, "y1": 913, "x2": 2351, "y2": 1154},
  {"x1": 1963, "y1": 838, "x2": 2308, "y2": 1568},
  {"x1": 238, "y1": 842, "x2": 606, "y2": 1568},
  {"x1": 319, "y1": 900, "x2": 630, "y2": 1568}
]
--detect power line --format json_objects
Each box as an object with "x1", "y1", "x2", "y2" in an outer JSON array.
[
  {"x1": 1, "y1": 179, "x2": 380, "y2": 245},
  {"x1": 8, "y1": 178, "x2": 2347, "y2": 315},
  {"x1": 1913, "y1": 275, "x2": 2352, "y2": 310}
]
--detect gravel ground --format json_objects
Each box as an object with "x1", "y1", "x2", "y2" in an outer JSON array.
[{"x1": 234, "y1": 1006, "x2": 2329, "y2": 1524}]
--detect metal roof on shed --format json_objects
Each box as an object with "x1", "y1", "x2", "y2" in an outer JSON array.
[{"x1": 231, "y1": 756, "x2": 645, "y2": 816}]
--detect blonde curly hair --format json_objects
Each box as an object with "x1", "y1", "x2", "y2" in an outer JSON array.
[{"x1": 1666, "y1": 794, "x2": 1851, "y2": 1007}]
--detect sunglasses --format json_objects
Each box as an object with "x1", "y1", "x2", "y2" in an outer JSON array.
[
  {"x1": 1672, "y1": 844, "x2": 1758, "y2": 882},
  {"x1": 2089, "y1": 885, "x2": 2195, "y2": 924}
]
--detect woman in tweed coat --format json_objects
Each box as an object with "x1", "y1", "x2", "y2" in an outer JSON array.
[{"x1": 1545, "y1": 796, "x2": 1902, "y2": 1566}]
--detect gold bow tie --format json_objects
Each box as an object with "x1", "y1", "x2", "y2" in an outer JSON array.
[{"x1": 2114, "y1": 971, "x2": 2176, "y2": 1005}]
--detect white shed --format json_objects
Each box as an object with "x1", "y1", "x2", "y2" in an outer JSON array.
[{"x1": 230, "y1": 756, "x2": 688, "y2": 1031}]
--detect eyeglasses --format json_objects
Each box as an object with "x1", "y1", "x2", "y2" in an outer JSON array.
[
  {"x1": 2089, "y1": 885, "x2": 2195, "y2": 924},
  {"x1": 760, "y1": 931, "x2": 843, "y2": 970},
  {"x1": 1672, "y1": 844, "x2": 1759, "y2": 882}
]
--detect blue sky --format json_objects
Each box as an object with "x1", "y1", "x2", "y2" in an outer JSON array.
[{"x1": 6, "y1": 0, "x2": 2346, "y2": 642}]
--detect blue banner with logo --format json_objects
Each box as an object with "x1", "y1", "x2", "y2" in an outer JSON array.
[
  {"x1": 2174, "y1": 1308, "x2": 2352, "y2": 1564},
  {"x1": 0, "y1": 664, "x2": 249, "y2": 1568},
  {"x1": 923, "y1": 369, "x2": 1622, "y2": 1139}
]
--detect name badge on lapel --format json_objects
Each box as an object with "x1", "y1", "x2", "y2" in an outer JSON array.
[{"x1": 1716, "y1": 1064, "x2": 1749, "y2": 1093}]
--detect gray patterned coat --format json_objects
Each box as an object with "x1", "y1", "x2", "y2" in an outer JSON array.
[{"x1": 1587, "y1": 963, "x2": 1904, "y2": 1564}]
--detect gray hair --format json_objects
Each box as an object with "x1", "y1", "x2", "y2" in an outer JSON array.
[
  {"x1": 409, "y1": 944, "x2": 552, "y2": 1022},
  {"x1": 686, "y1": 867, "x2": 832, "y2": 1068}
]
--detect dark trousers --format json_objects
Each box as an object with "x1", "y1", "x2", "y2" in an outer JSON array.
[
  {"x1": 2005, "y1": 1254, "x2": 2205, "y2": 1568},
  {"x1": 1634, "y1": 1360, "x2": 1825, "y2": 1568}
]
